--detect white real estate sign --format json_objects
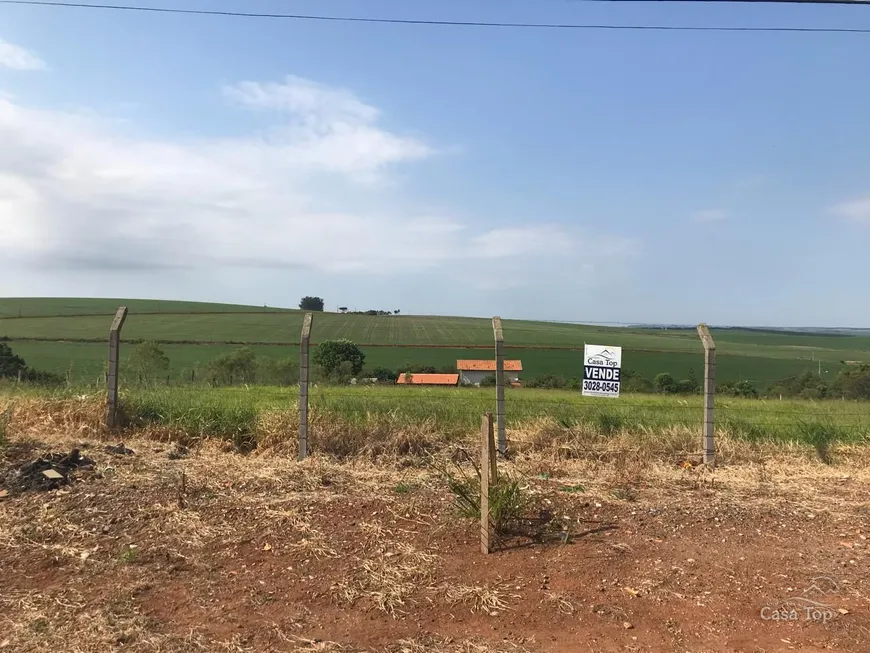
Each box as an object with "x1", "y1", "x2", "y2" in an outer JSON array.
[{"x1": 582, "y1": 344, "x2": 622, "y2": 398}]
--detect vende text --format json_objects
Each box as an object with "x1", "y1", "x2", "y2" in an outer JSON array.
[{"x1": 584, "y1": 366, "x2": 621, "y2": 381}]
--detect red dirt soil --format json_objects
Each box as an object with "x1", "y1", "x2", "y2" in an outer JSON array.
[{"x1": 2, "y1": 434, "x2": 869, "y2": 652}]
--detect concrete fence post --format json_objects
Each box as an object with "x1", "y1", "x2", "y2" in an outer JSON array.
[
  {"x1": 480, "y1": 412, "x2": 494, "y2": 554},
  {"x1": 697, "y1": 324, "x2": 716, "y2": 464},
  {"x1": 492, "y1": 317, "x2": 506, "y2": 455},
  {"x1": 106, "y1": 306, "x2": 129, "y2": 429},
  {"x1": 298, "y1": 312, "x2": 313, "y2": 461}
]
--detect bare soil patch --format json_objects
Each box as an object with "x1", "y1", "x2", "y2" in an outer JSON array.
[{"x1": 2, "y1": 430, "x2": 869, "y2": 652}]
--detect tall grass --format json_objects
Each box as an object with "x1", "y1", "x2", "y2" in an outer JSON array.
[
  {"x1": 0, "y1": 405, "x2": 11, "y2": 451},
  {"x1": 2, "y1": 384, "x2": 869, "y2": 455}
]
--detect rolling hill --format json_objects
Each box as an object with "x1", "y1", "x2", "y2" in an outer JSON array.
[{"x1": 1, "y1": 298, "x2": 866, "y2": 386}]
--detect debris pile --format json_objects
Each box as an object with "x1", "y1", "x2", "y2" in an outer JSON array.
[{"x1": 1, "y1": 448, "x2": 95, "y2": 495}]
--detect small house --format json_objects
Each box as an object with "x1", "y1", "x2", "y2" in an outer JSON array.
[
  {"x1": 396, "y1": 373, "x2": 460, "y2": 386},
  {"x1": 456, "y1": 360, "x2": 522, "y2": 386}
]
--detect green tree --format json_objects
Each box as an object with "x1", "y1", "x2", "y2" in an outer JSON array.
[
  {"x1": 767, "y1": 370, "x2": 826, "y2": 398},
  {"x1": 726, "y1": 380, "x2": 758, "y2": 398},
  {"x1": 299, "y1": 296, "x2": 325, "y2": 311},
  {"x1": 312, "y1": 339, "x2": 365, "y2": 379},
  {"x1": 129, "y1": 341, "x2": 170, "y2": 386},
  {"x1": 0, "y1": 343, "x2": 26, "y2": 379},
  {"x1": 257, "y1": 357, "x2": 299, "y2": 386},
  {"x1": 372, "y1": 367, "x2": 398, "y2": 383},
  {"x1": 524, "y1": 374, "x2": 569, "y2": 390},
  {"x1": 654, "y1": 373, "x2": 677, "y2": 394},
  {"x1": 622, "y1": 375, "x2": 653, "y2": 393},
  {"x1": 674, "y1": 379, "x2": 697, "y2": 394},
  {"x1": 687, "y1": 368, "x2": 700, "y2": 393},
  {"x1": 833, "y1": 364, "x2": 870, "y2": 400},
  {"x1": 205, "y1": 347, "x2": 257, "y2": 386}
]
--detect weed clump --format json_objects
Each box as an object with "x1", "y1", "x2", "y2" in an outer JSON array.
[
  {"x1": 797, "y1": 420, "x2": 843, "y2": 464},
  {"x1": 437, "y1": 455, "x2": 532, "y2": 535}
]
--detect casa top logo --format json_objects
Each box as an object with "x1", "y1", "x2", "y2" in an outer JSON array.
[{"x1": 585, "y1": 347, "x2": 621, "y2": 368}]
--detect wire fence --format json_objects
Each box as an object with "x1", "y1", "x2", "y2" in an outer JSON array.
[{"x1": 3, "y1": 310, "x2": 870, "y2": 449}]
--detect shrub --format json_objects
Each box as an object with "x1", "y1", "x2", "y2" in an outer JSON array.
[
  {"x1": 371, "y1": 367, "x2": 398, "y2": 383},
  {"x1": 0, "y1": 343, "x2": 26, "y2": 379},
  {"x1": 129, "y1": 341, "x2": 170, "y2": 386},
  {"x1": 524, "y1": 375, "x2": 569, "y2": 390},
  {"x1": 203, "y1": 348, "x2": 257, "y2": 386},
  {"x1": 0, "y1": 343, "x2": 62, "y2": 387},
  {"x1": 313, "y1": 340, "x2": 365, "y2": 379},
  {"x1": 622, "y1": 375, "x2": 653, "y2": 393},
  {"x1": 654, "y1": 373, "x2": 677, "y2": 394},
  {"x1": 21, "y1": 369, "x2": 64, "y2": 387},
  {"x1": 674, "y1": 379, "x2": 698, "y2": 395},
  {"x1": 719, "y1": 380, "x2": 758, "y2": 398},
  {"x1": 767, "y1": 371, "x2": 825, "y2": 398},
  {"x1": 833, "y1": 364, "x2": 870, "y2": 400},
  {"x1": 257, "y1": 357, "x2": 299, "y2": 386},
  {"x1": 478, "y1": 375, "x2": 497, "y2": 388}
]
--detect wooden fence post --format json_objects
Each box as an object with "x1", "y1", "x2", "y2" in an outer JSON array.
[
  {"x1": 106, "y1": 306, "x2": 128, "y2": 429},
  {"x1": 298, "y1": 312, "x2": 313, "y2": 461},
  {"x1": 697, "y1": 324, "x2": 716, "y2": 464},
  {"x1": 492, "y1": 317, "x2": 506, "y2": 455},
  {"x1": 480, "y1": 412, "x2": 494, "y2": 554}
]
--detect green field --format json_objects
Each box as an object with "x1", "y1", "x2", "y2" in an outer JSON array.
[{"x1": 2, "y1": 297, "x2": 868, "y2": 387}]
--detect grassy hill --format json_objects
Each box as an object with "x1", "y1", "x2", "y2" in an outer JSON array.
[{"x1": 1, "y1": 297, "x2": 866, "y2": 386}]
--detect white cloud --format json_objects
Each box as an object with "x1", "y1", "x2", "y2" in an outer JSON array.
[
  {"x1": 691, "y1": 209, "x2": 728, "y2": 223},
  {"x1": 830, "y1": 196, "x2": 870, "y2": 223},
  {"x1": 224, "y1": 76, "x2": 431, "y2": 179},
  {"x1": 0, "y1": 75, "x2": 634, "y2": 291},
  {"x1": 0, "y1": 38, "x2": 46, "y2": 71},
  {"x1": 225, "y1": 75, "x2": 379, "y2": 124}
]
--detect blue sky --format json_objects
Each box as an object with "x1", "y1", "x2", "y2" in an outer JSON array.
[{"x1": 1, "y1": 0, "x2": 869, "y2": 327}]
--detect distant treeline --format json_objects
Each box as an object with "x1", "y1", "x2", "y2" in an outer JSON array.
[
  {"x1": 5, "y1": 338, "x2": 870, "y2": 401},
  {"x1": 339, "y1": 309, "x2": 400, "y2": 316}
]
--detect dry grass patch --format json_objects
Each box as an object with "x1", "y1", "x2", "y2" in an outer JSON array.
[
  {"x1": 387, "y1": 639, "x2": 532, "y2": 653},
  {"x1": 543, "y1": 591, "x2": 576, "y2": 615},
  {"x1": 333, "y1": 541, "x2": 439, "y2": 616},
  {"x1": 443, "y1": 583, "x2": 520, "y2": 616},
  {"x1": 266, "y1": 636, "x2": 533, "y2": 653},
  {"x1": 309, "y1": 411, "x2": 447, "y2": 460},
  {"x1": 1, "y1": 395, "x2": 106, "y2": 441}
]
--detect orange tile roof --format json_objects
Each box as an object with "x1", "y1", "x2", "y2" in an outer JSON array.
[
  {"x1": 396, "y1": 373, "x2": 460, "y2": 385},
  {"x1": 456, "y1": 360, "x2": 523, "y2": 372}
]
